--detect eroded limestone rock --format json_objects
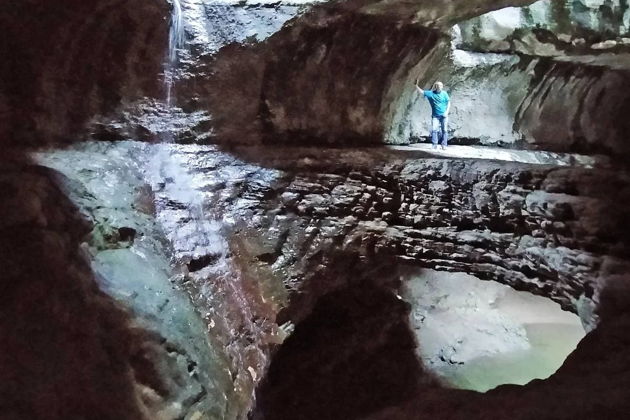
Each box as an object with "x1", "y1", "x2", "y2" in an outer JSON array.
[
  {"x1": 24, "y1": 140, "x2": 630, "y2": 419},
  {"x1": 458, "y1": 0, "x2": 630, "y2": 54}
]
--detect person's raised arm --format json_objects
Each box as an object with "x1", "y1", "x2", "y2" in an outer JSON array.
[{"x1": 415, "y1": 79, "x2": 426, "y2": 96}]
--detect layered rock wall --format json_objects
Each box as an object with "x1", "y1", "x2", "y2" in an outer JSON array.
[
  {"x1": 516, "y1": 58, "x2": 630, "y2": 155},
  {"x1": 27, "y1": 141, "x2": 630, "y2": 419},
  {"x1": 84, "y1": 143, "x2": 625, "y2": 330},
  {"x1": 28, "y1": 140, "x2": 630, "y2": 418},
  {"x1": 231, "y1": 149, "x2": 628, "y2": 325}
]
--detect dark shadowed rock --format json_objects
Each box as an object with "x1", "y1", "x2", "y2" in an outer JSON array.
[{"x1": 0, "y1": 0, "x2": 168, "y2": 147}]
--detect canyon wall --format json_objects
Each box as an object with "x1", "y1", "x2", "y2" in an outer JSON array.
[
  {"x1": 4, "y1": 0, "x2": 628, "y2": 155},
  {"x1": 396, "y1": 0, "x2": 630, "y2": 156},
  {"x1": 9, "y1": 136, "x2": 629, "y2": 418},
  {"x1": 29, "y1": 142, "x2": 627, "y2": 420},
  {"x1": 2, "y1": 1, "x2": 630, "y2": 419},
  {"x1": 458, "y1": 0, "x2": 630, "y2": 54},
  {"x1": 170, "y1": 0, "x2": 544, "y2": 146},
  {"x1": 185, "y1": 0, "x2": 630, "y2": 160}
]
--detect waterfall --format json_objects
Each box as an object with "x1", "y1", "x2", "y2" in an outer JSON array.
[
  {"x1": 152, "y1": 2, "x2": 268, "y2": 414},
  {"x1": 166, "y1": 0, "x2": 184, "y2": 107}
]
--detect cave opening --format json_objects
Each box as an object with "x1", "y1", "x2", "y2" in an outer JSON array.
[
  {"x1": 253, "y1": 268, "x2": 589, "y2": 419},
  {"x1": 401, "y1": 268, "x2": 586, "y2": 393},
  {"x1": 252, "y1": 283, "x2": 428, "y2": 420},
  {"x1": 387, "y1": 0, "x2": 630, "y2": 166}
]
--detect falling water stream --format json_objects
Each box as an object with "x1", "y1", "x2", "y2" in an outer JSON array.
[
  {"x1": 154, "y1": 1, "x2": 269, "y2": 416},
  {"x1": 166, "y1": 0, "x2": 184, "y2": 107}
]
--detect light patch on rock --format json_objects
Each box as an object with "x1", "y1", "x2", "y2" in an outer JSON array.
[
  {"x1": 401, "y1": 268, "x2": 585, "y2": 392},
  {"x1": 179, "y1": 0, "x2": 318, "y2": 55},
  {"x1": 513, "y1": 31, "x2": 562, "y2": 56},
  {"x1": 451, "y1": 49, "x2": 517, "y2": 68},
  {"x1": 592, "y1": 40, "x2": 618, "y2": 50},
  {"x1": 477, "y1": 6, "x2": 523, "y2": 41}
]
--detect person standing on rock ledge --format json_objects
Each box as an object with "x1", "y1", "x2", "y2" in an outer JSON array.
[{"x1": 416, "y1": 81, "x2": 450, "y2": 149}]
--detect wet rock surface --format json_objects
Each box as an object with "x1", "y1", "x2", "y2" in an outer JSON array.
[
  {"x1": 214, "y1": 145, "x2": 628, "y2": 320},
  {"x1": 182, "y1": 0, "x2": 312, "y2": 55},
  {"x1": 27, "y1": 141, "x2": 630, "y2": 419},
  {"x1": 90, "y1": 99, "x2": 214, "y2": 143}
]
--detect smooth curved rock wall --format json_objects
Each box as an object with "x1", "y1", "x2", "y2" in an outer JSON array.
[
  {"x1": 0, "y1": 148, "x2": 248, "y2": 420},
  {"x1": 516, "y1": 58, "x2": 630, "y2": 156},
  {"x1": 258, "y1": 10, "x2": 441, "y2": 145}
]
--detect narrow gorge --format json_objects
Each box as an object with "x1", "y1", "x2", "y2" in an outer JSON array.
[{"x1": 1, "y1": 1, "x2": 629, "y2": 420}]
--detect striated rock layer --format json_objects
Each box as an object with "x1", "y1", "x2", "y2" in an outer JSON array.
[
  {"x1": 29, "y1": 141, "x2": 630, "y2": 419},
  {"x1": 457, "y1": 0, "x2": 630, "y2": 55}
]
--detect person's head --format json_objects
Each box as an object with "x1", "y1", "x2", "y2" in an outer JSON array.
[{"x1": 432, "y1": 81, "x2": 444, "y2": 92}]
